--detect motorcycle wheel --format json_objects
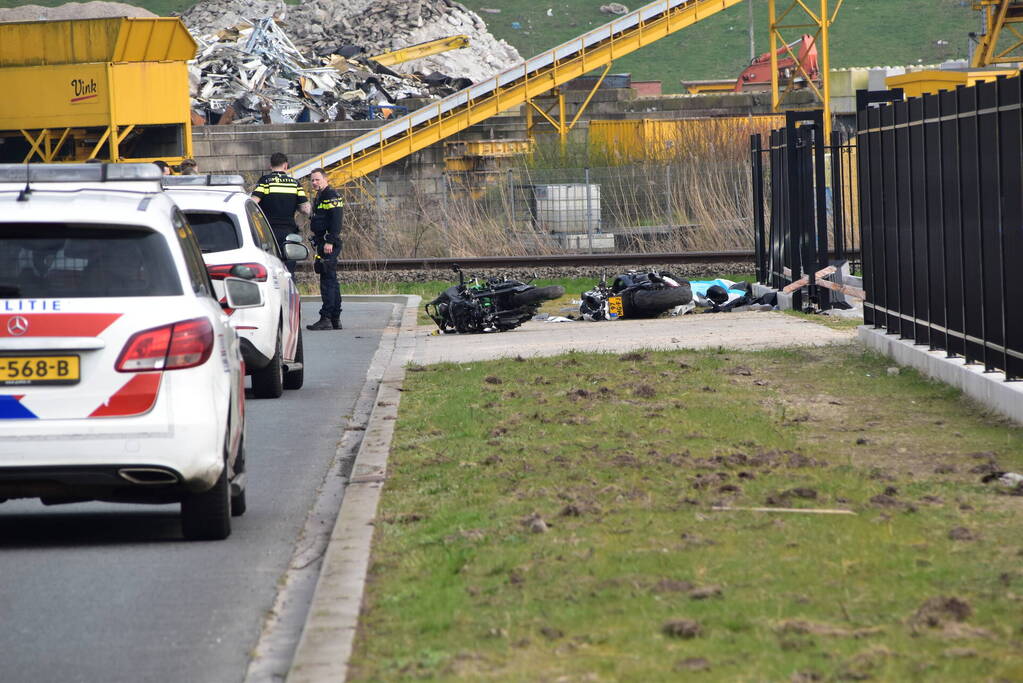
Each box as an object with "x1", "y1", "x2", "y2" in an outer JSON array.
[
  {"x1": 624, "y1": 286, "x2": 693, "y2": 318},
  {"x1": 509, "y1": 285, "x2": 565, "y2": 308}
]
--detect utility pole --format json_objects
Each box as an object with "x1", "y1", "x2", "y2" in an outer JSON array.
[{"x1": 748, "y1": 0, "x2": 756, "y2": 63}]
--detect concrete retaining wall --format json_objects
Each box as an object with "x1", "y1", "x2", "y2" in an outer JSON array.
[
  {"x1": 193, "y1": 114, "x2": 528, "y2": 196},
  {"x1": 859, "y1": 326, "x2": 1023, "y2": 425}
]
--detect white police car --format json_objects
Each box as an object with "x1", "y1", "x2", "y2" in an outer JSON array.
[
  {"x1": 0, "y1": 163, "x2": 260, "y2": 540},
  {"x1": 162, "y1": 175, "x2": 307, "y2": 399}
]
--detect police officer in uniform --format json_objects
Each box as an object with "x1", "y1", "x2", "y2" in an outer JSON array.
[
  {"x1": 306, "y1": 168, "x2": 343, "y2": 330},
  {"x1": 251, "y1": 153, "x2": 311, "y2": 271}
]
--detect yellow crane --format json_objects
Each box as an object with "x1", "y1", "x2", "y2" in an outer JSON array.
[
  {"x1": 292, "y1": 0, "x2": 751, "y2": 184},
  {"x1": 369, "y1": 35, "x2": 471, "y2": 67},
  {"x1": 972, "y1": 0, "x2": 1023, "y2": 67}
]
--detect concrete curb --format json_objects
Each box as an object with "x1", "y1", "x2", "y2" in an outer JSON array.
[
  {"x1": 859, "y1": 326, "x2": 1023, "y2": 425},
  {"x1": 286, "y1": 295, "x2": 421, "y2": 683}
]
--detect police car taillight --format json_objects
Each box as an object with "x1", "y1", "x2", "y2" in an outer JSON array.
[
  {"x1": 207, "y1": 263, "x2": 268, "y2": 281},
  {"x1": 116, "y1": 318, "x2": 214, "y2": 372}
]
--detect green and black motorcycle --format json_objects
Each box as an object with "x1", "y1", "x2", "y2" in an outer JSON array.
[{"x1": 426, "y1": 264, "x2": 564, "y2": 334}]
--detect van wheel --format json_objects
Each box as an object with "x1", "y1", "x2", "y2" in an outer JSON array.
[
  {"x1": 231, "y1": 485, "x2": 247, "y2": 517},
  {"x1": 181, "y1": 465, "x2": 231, "y2": 541},
  {"x1": 231, "y1": 438, "x2": 247, "y2": 517},
  {"x1": 283, "y1": 330, "x2": 304, "y2": 390},
  {"x1": 252, "y1": 330, "x2": 284, "y2": 399}
]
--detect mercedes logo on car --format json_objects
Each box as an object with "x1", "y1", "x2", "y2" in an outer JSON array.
[{"x1": 6, "y1": 316, "x2": 28, "y2": 336}]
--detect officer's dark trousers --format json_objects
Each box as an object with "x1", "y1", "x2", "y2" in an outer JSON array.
[{"x1": 317, "y1": 245, "x2": 342, "y2": 320}]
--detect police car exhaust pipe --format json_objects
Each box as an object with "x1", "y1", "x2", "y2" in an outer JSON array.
[{"x1": 118, "y1": 468, "x2": 180, "y2": 485}]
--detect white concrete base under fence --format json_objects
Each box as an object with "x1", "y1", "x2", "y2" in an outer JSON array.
[{"x1": 859, "y1": 326, "x2": 1023, "y2": 425}]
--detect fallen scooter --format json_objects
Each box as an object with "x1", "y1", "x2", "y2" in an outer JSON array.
[{"x1": 426, "y1": 265, "x2": 565, "y2": 333}]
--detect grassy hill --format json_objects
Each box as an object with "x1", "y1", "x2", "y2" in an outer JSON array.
[
  {"x1": 0, "y1": 0, "x2": 978, "y2": 92},
  {"x1": 462, "y1": 0, "x2": 978, "y2": 92}
]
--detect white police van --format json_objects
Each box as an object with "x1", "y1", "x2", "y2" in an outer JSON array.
[
  {"x1": 162, "y1": 175, "x2": 308, "y2": 398},
  {"x1": 0, "y1": 163, "x2": 262, "y2": 540}
]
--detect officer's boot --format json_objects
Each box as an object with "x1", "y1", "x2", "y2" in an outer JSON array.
[
  {"x1": 331, "y1": 318, "x2": 342, "y2": 330},
  {"x1": 307, "y1": 316, "x2": 333, "y2": 331}
]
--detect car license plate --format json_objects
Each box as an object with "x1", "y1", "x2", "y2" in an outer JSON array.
[
  {"x1": 608, "y1": 296, "x2": 624, "y2": 320},
  {"x1": 0, "y1": 356, "x2": 80, "y2": 386}
]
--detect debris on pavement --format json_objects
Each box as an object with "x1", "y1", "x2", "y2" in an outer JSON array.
[
  {"x1": 981, "y1": 471, "x2": 1023, "y2": 495},
  {"x1": 981, "y1": 471, "x2": 1023, "y2": 486}
]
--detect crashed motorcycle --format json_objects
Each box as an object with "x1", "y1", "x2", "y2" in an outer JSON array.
[
  {"x1": 580, "y1": 270, "x2": 693, "y2": 320},
  {"x1": 426, "y1": 265, "x2": 565, "y2": 333}
]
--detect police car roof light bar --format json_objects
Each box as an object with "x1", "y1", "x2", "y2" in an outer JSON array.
[
  {"x1": 162, "y1": 174, "x2": 246, "y2": 188},
  {"x1": 0, "y1": 163, "x2": 163, "y2": 183}
]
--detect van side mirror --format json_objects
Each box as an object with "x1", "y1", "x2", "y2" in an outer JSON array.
[
  {"x1": 223, "y1": 276, "x2": 263, "y2": 309},
  {"x1": 284, "y1": 242, "x2": 310, "y2": 261}
]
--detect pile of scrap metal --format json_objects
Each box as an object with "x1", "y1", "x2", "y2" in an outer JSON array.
[
  {"x1": 182, "y1": 0, "x2": 521, "y2": 84},
  {"x1": 190, "y1": 16, "x2": 473, "y2": 125}
]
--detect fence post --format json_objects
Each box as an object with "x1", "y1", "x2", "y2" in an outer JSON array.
[
  {"x1": 374, "y1": 174, "x2": 383, "y2": 257},
  {"x1": 585, "y1": 167, "x2": 594, "y2": 254},
  {"x1": 507, "y1": 168, "x2": 515, "y2": 230},
  {"x1": 751, "y1": 133, "x2": 766, "y2": 284},
  {"x1": 664, "y1": 163, "x2": 672, "y2": 224},
  {"x1": 441, "y1": 175, "x2": 451, "y2": 257},
  {"x1": 811, "y1": 115, "x2": 830, "y2": 309},
  {"x1": 831, "y1": 130, "x2": 846, "y2": 260}
]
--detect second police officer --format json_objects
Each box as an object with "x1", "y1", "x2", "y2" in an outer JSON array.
[{"x1": 306, "y1": 167, "x2": 344, "y2": 330}]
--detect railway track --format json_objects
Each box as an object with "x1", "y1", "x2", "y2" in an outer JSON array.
[
  {"x1": 336, "y1": 250, "x2": 859, "y2": 271},
  {"x1": 338, "y1": 251, "x2": 759, "y2": 271}
]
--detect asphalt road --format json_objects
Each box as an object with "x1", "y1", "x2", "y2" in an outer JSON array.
[{"x1": 0, "y1": 301, "x2": 395, "y2": 683}]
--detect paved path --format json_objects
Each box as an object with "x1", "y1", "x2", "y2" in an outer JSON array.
[
  {"x1": 0, "y1": 302, "x2": 394, "y2": 683},
  {"x1": 415, "y1": 311, "x2": 856, "y2": 365}
]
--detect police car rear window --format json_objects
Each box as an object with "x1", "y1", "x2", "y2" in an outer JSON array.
[
  {"x1": 0, "y1": 224, "x2": 183, "y2": 298},
  {"x1": 185, "y1": 212, "x2": 241, "y2": 253}
]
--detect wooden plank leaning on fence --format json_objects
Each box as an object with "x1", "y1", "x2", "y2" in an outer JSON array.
[{"x1": 781, "y1": 265, "x2": 866, "y2": 300}]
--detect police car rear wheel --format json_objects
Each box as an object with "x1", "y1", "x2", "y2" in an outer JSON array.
[{"x1": 181, "y1": 463, "x2": 232, "y2": 541}]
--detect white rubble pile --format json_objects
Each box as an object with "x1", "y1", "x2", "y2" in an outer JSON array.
[
  {"x1": 0, "y1": 1, "x2": 155, "y2": 22},
  {"x1": 181, "y1": 0, "x2": 521, "y2": 84}
]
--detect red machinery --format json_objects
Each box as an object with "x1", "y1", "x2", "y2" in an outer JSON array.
[{"x1": 734, "y1": 34, "x2": 820, "y2": 92}]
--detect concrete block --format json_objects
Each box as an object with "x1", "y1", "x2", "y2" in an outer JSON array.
[
  {"x1": 859, "y1": 327, "x2": 1023, "y2": 425},
  {"x1": 211, "y1": 141, "x2": 261, "y2": 157},
  {"x1": 558, "y1": 233, "x2": 615, "y2": 250},
  {"x1": 196, "y1": 156, "x2": 242, "y2": 173}
]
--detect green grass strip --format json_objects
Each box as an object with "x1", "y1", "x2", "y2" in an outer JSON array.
[{"x1": 350, "y1": 344, "x2": 1023, "y2": 681}]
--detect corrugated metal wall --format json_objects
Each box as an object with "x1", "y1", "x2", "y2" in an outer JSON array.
[{"x1": 590, "y1": 116, "x2": 785, "y2": 163}]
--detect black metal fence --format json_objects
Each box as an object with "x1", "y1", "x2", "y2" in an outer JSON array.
[
  {"x1": 750, "y1": 112, "x2": 859, "y2": 310},
  {"x1": 858, "y1": 76, "x2": 1023, "y2": 380}
]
